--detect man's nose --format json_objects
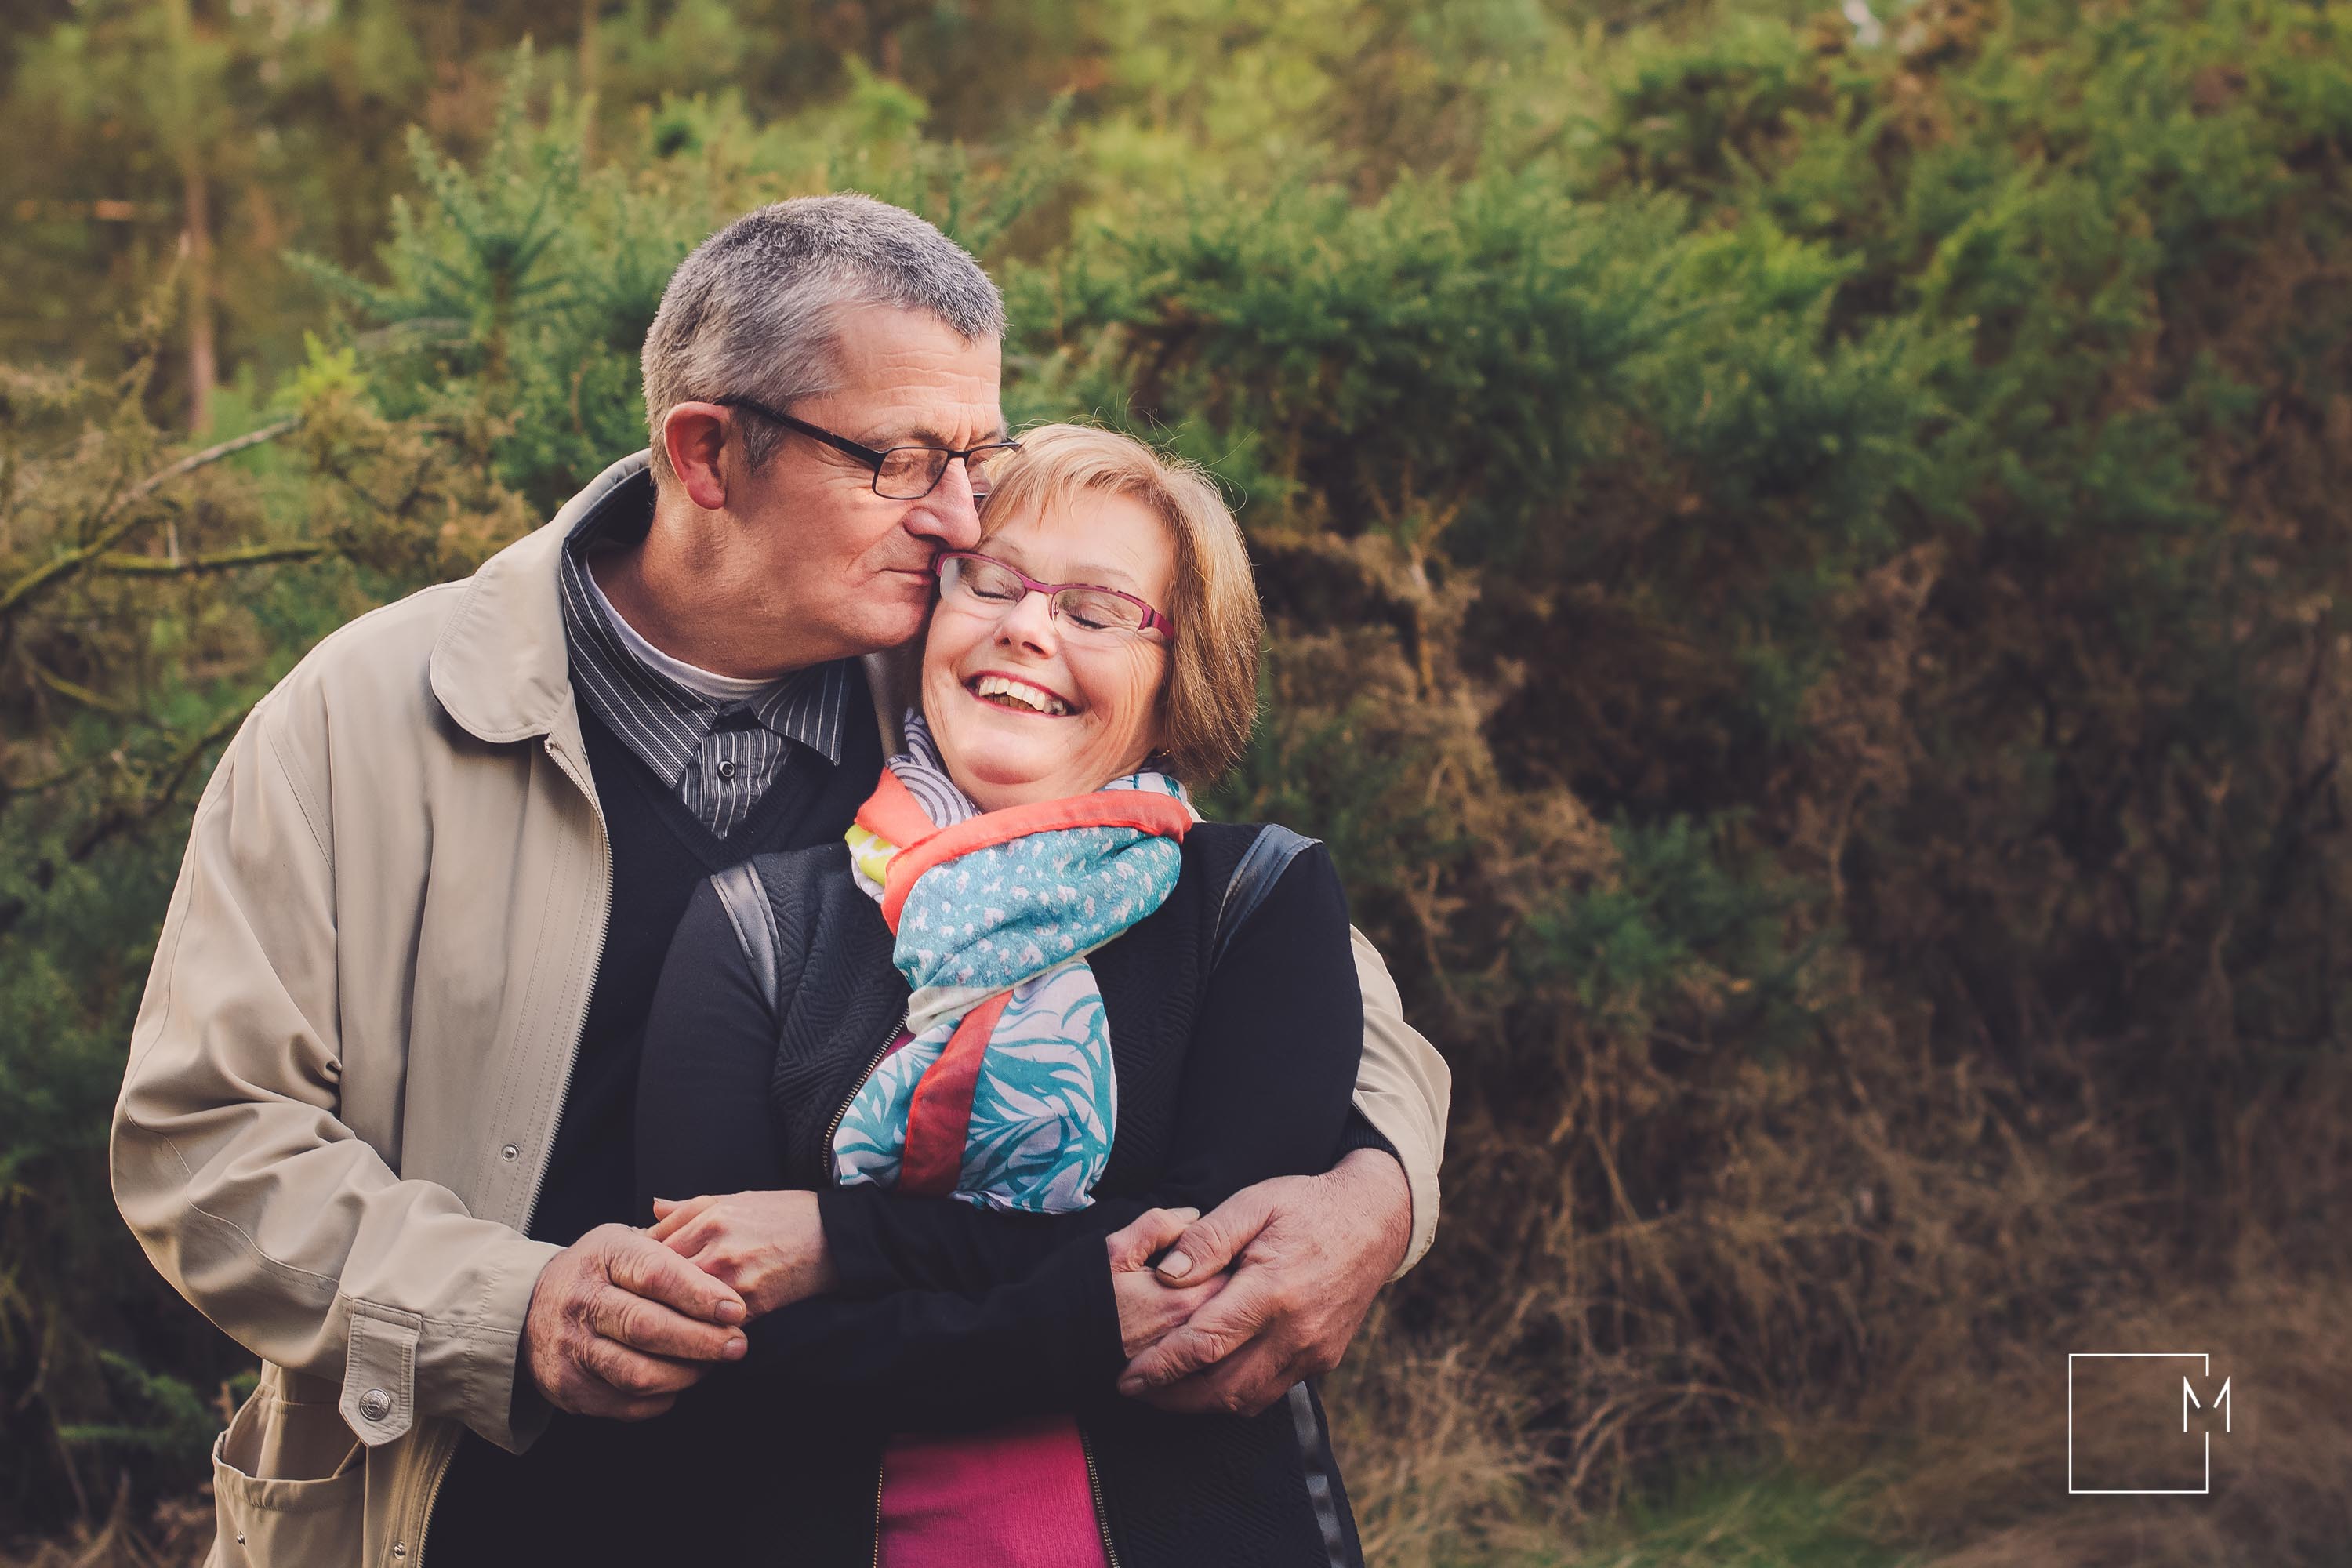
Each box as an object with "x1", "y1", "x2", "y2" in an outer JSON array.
[{"x1": 907, "y1": 460, "x2": 983, "y2": 552}]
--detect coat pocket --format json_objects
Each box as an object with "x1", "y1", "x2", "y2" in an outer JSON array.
[{"x1": 210, "y1": 1376, "x2": 365, "y2": 1567}]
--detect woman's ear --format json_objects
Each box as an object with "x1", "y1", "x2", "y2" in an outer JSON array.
[{"x1": 1150, "y1": 688, "x2": 1179, "y2": 779}]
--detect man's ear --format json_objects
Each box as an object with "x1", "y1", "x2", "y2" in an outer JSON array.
[{"x1": 660, "y1": 402, "x2": 734, "y2": 512}]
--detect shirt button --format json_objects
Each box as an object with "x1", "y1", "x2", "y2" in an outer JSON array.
[
  {"x1": 359, "y1": 1388, "x2": 392, "y2": 1421},
  {"x1": 716, "y1": 759, "x2": 739, "y2": 779}
]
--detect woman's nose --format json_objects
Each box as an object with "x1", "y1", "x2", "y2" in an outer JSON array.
[{"x1": 996, "y1": 586, "x2": 1059, "y2": 651}]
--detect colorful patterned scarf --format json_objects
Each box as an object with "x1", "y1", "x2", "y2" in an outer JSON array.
[{"x1": 835, "y1": 711, "x2": 1193, "y2": 1212}]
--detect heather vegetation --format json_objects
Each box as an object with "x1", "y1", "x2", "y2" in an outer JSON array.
[{"x1": 6, "y1": 0, "x2": 2352, "y2": 1560}]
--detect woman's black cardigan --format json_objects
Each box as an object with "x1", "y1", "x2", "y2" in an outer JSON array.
[{"x1": 631, "y1": 821, "x2": 1370, "y2": 1568}]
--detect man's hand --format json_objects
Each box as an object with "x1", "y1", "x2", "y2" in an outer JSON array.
[
  {"x1": 1114, "y1": 1150, "x2": 1410, "y2": 1416},
  {"x1": 521, "y1": 1222, "x2": 749, "y2": 1421},
  {"x1": 648, "y1": 1191, "x2": 840, "y2": 1317},
  {"x1": 1105, "y1": 1207, "x2": 1225, "y2": 1357}
]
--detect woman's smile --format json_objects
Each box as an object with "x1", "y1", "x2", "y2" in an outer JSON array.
[{"x1": 965, "y1": 670, "x2": 1077, "y2": 717}]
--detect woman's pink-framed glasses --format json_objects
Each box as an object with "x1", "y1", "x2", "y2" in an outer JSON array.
[{"x1": 932, "y1": 550, "x2": 1175, "y2": 640}]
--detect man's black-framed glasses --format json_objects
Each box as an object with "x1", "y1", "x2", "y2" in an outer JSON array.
[{"x1": 717, "y1": 395, "x2": 1020, "y2": 501}]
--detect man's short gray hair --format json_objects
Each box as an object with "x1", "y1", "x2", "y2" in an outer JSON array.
[{"x1": 640, "y1": 194, "x2": 1006, "y2": 481}]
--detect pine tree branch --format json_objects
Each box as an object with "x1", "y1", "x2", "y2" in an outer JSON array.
[
  {"x1": 89, "y1": 543, "x2": 329, "y2": 576},
  {"x1": 0, "y1": 756, "x2": 84, "y2": 801},
  {"x1": 89, "y1": 417, "x2": 299, "y2": 530},
  {"x1": 0, "y1": 418, "x2": 297, "y2": 619},
  {"x1": 67, "y1": 702, "x2": 252, "y2": 862},
  {"x1": 27, "y1": 660, "x2": 138, "y2": 717}
]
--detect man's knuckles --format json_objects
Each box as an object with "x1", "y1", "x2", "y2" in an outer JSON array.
[
  {"x1": 599, "y1": 1288, "x2": 708, "y2": 1354},
  {"x1": 612, "y1": 1234, "x2": 700, "y2": 1298},
  {"x1": 1203, "y1": 1378, "x2": 1258, "y2": 1417},
  {"x1": 601, "y1": 1236, "x2": 666, "y2": 1293},
  {"x1": 1210, "y1": 1349, "x2": 1300, "y2": 1417},
  {"x1": 1150, "y1": 1325, "x2": 1239, "y2": 1375},
  {"x1": 591, "y1": 1288, "x2": 648, "y2": 1341},
  {"x1": 579, "y1": 1338, "x2": 635, "y2": 1386},
  {"x1": 1247, "y1": 1280, "x2": 1306, "y2": 1322}
]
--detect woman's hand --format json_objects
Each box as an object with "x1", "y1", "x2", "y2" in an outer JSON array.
[
  {"x1": 648, "y1": 1191, "x2": 841, "y2": 1319},
  {"x1": 1106, "y1": 1207, "x2": 1226, "y2": 1359}
]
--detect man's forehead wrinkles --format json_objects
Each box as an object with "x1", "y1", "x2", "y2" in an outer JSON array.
[
  {"x1": 866, "y1": 423, "x2": 1010, "y2": 448},
  {"x1": 851, "y1": 402, "x2": 1006, "y2": 449}
]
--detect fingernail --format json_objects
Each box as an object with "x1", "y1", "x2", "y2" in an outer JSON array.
[
  {"x1": 1157, "y1": 1252, "x2": 1192, "y2": 1280},
  {"x1": 716, "y1": 1300, "x2": 746, "y2": 1323},
  {"x1": 723, "y1": 1335, "x2": 746, "y2": 1359},
  {"x1": 1116, "y1": 1376, "x2": 1145, "y2": 1397},
  {"x1": 1171, "y1": 1208, "x2": 1200, "y2": 1223}
]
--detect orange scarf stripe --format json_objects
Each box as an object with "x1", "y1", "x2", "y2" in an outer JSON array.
[
  {"x1": 855, "y1": 768, "x2": 944, "y2": 855},
  {"x1": 897, "y1": 992, "x2": 1011, "y2": 1197},
  {"x1": 855, "y1": 782, "x2": 1195, "y2": 934}
]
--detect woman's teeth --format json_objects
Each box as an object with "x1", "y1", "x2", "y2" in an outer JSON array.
[{"x1": 972, "y1": 674, "x2": 1073, "y2": 717}]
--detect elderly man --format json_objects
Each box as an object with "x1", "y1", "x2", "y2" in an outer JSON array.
[{"x1": 112, "y1": 194, "x2": 1448, "y2": 1564}]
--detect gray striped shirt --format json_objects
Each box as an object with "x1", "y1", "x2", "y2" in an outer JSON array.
[{"x1": 559, "y1": 510, "x2": 853, "y2": 839}]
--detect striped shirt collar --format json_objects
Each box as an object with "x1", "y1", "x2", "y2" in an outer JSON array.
[{"x1": 557, "y1": 487, "x2": 850, "y2": 789}]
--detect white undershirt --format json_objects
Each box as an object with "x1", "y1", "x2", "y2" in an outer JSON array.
[{"x1": 581, "y1": 556, "x2": 782, "y2": 704}]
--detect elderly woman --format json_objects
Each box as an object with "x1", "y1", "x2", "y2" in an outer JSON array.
[{"x1": 626, "y1": 423, "x2": 1367, "y2": 1566}]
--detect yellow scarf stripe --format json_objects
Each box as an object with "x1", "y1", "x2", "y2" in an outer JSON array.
[{"x1": 847, "y1": 822, "x2": 899, "y2": 890}]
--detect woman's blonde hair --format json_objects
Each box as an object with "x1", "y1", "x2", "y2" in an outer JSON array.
[{"x1": 975, "y1": 423, "x2": 1263, "y2": 787}]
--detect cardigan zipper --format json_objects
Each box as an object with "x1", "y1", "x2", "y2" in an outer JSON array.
[
  {"x1": 1079, "y1": 1424, "x2": 1123, "y2": 1567},
  {"x1": 867, "y1": 1457, "x2": 886, "y2": 1568},
  {"x1": 816, "y1": 1005, "x2": 910, "y2": 1186}
]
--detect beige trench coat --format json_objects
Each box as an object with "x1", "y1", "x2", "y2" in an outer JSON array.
[{"x1": 111, "y1": 452, "x2": 1452, "y2": 1567}]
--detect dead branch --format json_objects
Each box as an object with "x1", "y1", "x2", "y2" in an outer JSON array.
[{"x1": 0, "y1": 418, "x2": 296, "y2": 619}]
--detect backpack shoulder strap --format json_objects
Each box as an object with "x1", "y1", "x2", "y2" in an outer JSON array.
[
  {"x1": 1210, "y1": 824, "x2": 1320, "y2": 971},
  {"x1": 710, "y1": 859, "x2": 786, "y2": 1014}
]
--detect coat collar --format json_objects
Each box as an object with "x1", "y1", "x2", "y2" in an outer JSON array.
[{"x1": 428, "y1": 449, "x2": 916, "y2": 755}]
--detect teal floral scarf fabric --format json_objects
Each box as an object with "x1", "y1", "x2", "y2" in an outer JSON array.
[{"x1": 833, "y1": 712, "x2": 1192, "y2": 1212}]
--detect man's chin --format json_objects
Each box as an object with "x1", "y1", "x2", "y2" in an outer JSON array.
[{"x1": 857, "y1": 601, "x2": 934, "y2": 656}]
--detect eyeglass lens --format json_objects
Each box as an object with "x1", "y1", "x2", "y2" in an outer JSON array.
[
  {"x1": 943, "y1": 556, "x2": 1150, "y2": 634},
  {"x1": 876, "y1": 445, "x2": 1013, "y2": 500}
]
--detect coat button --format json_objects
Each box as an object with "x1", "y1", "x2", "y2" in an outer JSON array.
[
  {"x1": 393, "y1": 1546, "x2": 407, "y2": 1560},
  {"x1": 359, "y1": 1388, "x2": 392, "y2": 1421},
  {"x1": 501, "y1": 1144, "x2": 519, "y2": 1160}
]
